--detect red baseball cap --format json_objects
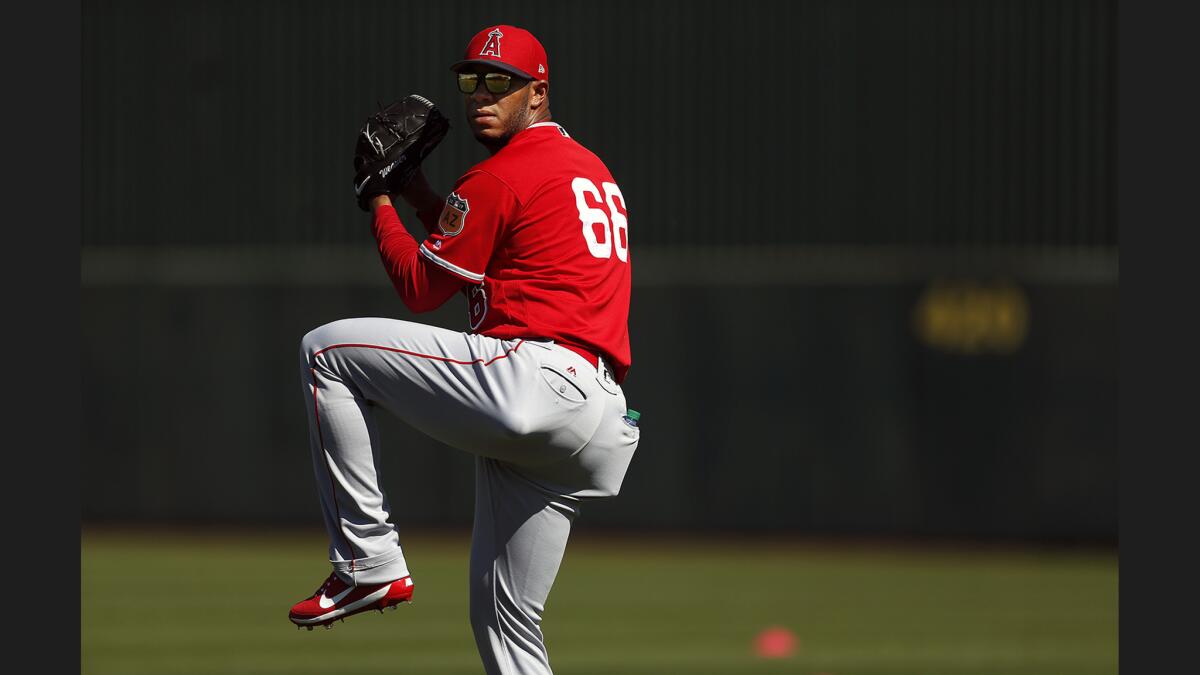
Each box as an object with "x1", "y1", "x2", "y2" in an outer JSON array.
[{"x1": 450, "y1": 25, "x2": 548, "y2": 81}]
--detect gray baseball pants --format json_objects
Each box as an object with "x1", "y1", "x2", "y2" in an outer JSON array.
[{"x1": 299, "y1": 317, "x2": 640, "y2": 675}]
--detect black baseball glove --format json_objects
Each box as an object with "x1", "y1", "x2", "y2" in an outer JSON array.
[{"x1": 353, "y1": 95, "x2": 450, "y2": 211}]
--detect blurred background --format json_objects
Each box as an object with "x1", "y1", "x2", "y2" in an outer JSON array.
[{"x1": 81, "y1": 1, "x2": 1117, "y2": 673}]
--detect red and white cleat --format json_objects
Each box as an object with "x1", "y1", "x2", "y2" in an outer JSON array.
[{"x1": 288, "y1": 572, "x2": 414, "y2": 628}]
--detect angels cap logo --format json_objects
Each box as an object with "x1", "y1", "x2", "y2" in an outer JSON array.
[
  {"x1": 538, "y1": 63, "x2": 545, "y2": 74},
  {"x1": 479, "y1": 28, "x2": 503, "y2": 57},
  {"x1": 439, "y1": 192, "x2": 469, "y2": 236}
]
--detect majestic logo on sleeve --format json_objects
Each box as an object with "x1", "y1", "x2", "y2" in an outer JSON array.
[
  {"x1": 438, "y1": 192, "x2": 469, "y2": 236},
  {"x1": 479, "y1": 29, "x2": 503, "y2": 57}
]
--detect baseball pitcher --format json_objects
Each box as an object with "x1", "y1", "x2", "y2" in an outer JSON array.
[{"x1": 287, "y1": 24, "x2": 640, "y2": 675}]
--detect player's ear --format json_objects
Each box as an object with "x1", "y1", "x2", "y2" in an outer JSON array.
[{"x1": 529, "y1": 80, "x2": 548, "y2": 108}]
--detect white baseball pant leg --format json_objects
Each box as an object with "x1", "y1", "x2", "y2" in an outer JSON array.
[{"x1": 299, "y1": 317, "x2": 639, "y2": 675}]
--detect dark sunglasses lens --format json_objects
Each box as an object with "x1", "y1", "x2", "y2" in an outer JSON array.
[
  {"x1": 457, "y1": 74, "x2": 479, "y2": 93},
  {"x1": 484, "y1": 73, "x2": 512, "y2": 93}
]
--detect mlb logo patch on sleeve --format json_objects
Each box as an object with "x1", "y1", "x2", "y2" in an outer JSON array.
[{"x1": 439, "y1": 192, "x2": 469, "y2": 236}]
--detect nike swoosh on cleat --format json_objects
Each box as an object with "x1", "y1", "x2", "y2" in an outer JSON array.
[{"x1": 318, "y1": 585, "x2": 355, "y2": 609}]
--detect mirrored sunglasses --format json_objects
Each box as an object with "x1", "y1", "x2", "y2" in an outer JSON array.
[{"x1": 457, "y1": 72, "x2": 519, "y2": 94}]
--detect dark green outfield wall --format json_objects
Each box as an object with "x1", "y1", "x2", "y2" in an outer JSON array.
[
  {"x1": 82, "y1": 0, "x2": 1116, "y2": 539},
  {"x1": 80, "y1": 281, "x2": 1116, "y2": 539}
]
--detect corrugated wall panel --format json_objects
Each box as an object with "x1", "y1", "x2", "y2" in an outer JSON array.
[{"x1": 83, "y1": 0, "x2": 1115, "y2": 248}]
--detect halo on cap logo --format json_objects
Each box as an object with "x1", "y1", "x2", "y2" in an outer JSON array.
[
  {"x1": 479, "y1": 28, "x2": 503, "y2": 57},
  {"x1": 439, "y1": 192, "x2": 469, "y2": 236}
]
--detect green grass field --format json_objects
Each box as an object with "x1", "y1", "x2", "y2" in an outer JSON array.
[{"x1": 81, "y1": 530, "x2": 1116, "y2": 675}]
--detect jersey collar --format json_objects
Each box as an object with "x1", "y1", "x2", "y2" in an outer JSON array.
[{"x1": 524, "y1": 121, "x2": 568, "y2": 137}]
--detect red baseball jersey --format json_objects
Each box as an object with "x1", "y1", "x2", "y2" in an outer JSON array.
[{"x1": 418, "y1": 122, "x2": 632, "y2": 382}]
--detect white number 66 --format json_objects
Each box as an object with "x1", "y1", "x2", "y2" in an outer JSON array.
[{"x1": 572, "y1": 177, "x2": 628, "y2": 263}]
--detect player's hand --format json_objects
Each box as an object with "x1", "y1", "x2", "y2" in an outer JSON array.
[{"x1": 353, "y1": 160, "x2": 394, "y2": 211}]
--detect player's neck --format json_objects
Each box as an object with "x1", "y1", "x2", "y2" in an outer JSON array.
[{"x1": 481, "y1": 112, "x2": 554, "y2": 156}]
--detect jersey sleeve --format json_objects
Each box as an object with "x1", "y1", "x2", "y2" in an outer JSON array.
[
  {"x1": 418, "y1": 170, "x2": 519, "y2": 284},
  {"x1": 371, "y1": 202, "x2": 467, "y2": 313}
]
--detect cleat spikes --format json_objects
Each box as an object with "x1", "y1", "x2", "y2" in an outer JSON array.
[
  {"x1": 323, "y1": 623, "x2": 333, "y2": 630},
  {"x1": 306, "y1": 626, "x2": 314, "y2": 631}
]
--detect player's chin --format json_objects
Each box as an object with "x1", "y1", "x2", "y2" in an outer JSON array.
[{"x1": 471, "y1": 125, "x2": 507, "y2": 145}]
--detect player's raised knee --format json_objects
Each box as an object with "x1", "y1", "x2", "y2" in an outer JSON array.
[
  {"x1": 298, "y1": 326, "x2": 326, "y2": 366},
  {"x1": 299, "y1": 319, "x2": 361, "y2": 360},
  {"x1": 298, "y1": 321, "x2": 347, "y2": 366}
]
